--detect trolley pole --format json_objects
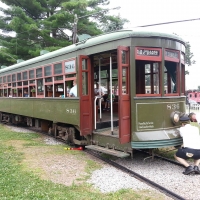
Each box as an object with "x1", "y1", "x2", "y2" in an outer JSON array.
[
  {"x1": 72, "y1": 7, "x2": 120, "y2": 44},
  {"x1": 72, "y1": 14, "x2": 78, "y2": 44}
]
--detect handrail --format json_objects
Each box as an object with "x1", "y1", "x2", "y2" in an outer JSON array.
[
  {"x1": 109, "y1": 56, "x2": 114, "y2": 134},
  {"x1": 94, "y1": 95, "x2": 102, "y2": 129}
]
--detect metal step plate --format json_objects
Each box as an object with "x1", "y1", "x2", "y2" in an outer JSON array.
[{"x1": 85, "y1": 145, "x2": 130, "y2": 158}]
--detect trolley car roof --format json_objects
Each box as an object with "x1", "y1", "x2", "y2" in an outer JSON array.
[{"x1": 0, "y1": 28, "x2": 185, "y2": 74}]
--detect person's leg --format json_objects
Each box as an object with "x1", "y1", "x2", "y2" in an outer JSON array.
[
  {"x1": 194, "y1": 159, "x2": 200, "y2": 166},
  {"x1": 105, "y1": 98, "x2": 109, "y2": 109},
  {"x1": 193, "y1": 159, "x2": 200, "y2": 174},
  {"x1": 108, "y1": 101, "x2": 111, "y2": 109},
  {"x1": 174, "y1": 155, "x2": 190, "y2": 167},
  {"x1": 105, "y1": 101, "x2": 108, "y2": 109},
  {"x1": 174, "y1": 150, "x2": 194, "y2": 175}
]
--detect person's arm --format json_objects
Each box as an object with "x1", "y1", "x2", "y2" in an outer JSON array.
[{"x1": 69, "y1": 88, "x2": 73, "y2": 97}]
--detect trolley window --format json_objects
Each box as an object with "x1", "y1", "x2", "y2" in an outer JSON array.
[
  {"x1": 29, "y1": 70, "x2": 35, "y2": 79},
  {"x1": 12, "y1": 74, "x2": 16, "y2": 82},
  {"x1": 17, "y1": 73, "x2": 21, "y2": 81},
  {"x1": 23, "y1": 71, "x2": 28, "y2": 80},
  {"x1": 37, "y1": 79, "x2": 44, "y2": 95},
  {"x1": 44, "y1": 66, "x2": 52, "y2": 76},
  {"x1": 23, "y1": 81, "x2": 28, "y2": 86},
  {"x1": 54, "y1": 76, "x2": 63, "y2": 81},
  {"x1": 136, "y1": 61, "x2": 160, "y2": 96},
  {"x1": 7, "y1": 75, "x2": 11, "y2": 82},
  {"x1": 122, "y1": 68, "x2": 128, "y2": 94},
  {"x1": 82, "y1": 59, "x2": 88, "y2": 95},
  {"x1": 181, "y1": 63, "x2": 185, "y2": 94},
  {"x1": 164, "y1": 61, "x2": 178, "y2": 95},
  {"x1": 54, "y1": 63, "x2": 62, "y2": 75},
  {"x1": 36, "y1": 68, "x2": 42, "y2": 78},
  {"x1": 45, "y1": 77, "x2": 52, "y2": 83},
  {"x1": 3, "y1": 76, "x2": 6, "y2": 83},
  {"x1": 101, "y1": 70, "x2": 107, "y2": 78}
]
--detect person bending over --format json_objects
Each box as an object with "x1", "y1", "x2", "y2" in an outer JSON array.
[
  {"x1": 174, "y1": 115, "x2": 200, "y2": 175},
  {"x1": 188, "y1": 112, "x2": 199, "y2": 123}
]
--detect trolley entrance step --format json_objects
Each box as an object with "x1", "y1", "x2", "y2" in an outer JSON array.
[
  {"x1": 96, "y1": 120, "x2": 118, "y2": 129},
  {"x1": 85, "y1": 145, "x2": 130, "y2": 158}
]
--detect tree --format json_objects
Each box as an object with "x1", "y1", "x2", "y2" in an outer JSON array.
[
  {"x1": 185, "y1": 41, "x2": 195, "y2": 66},
  {"x1": 172, "y1": 33, "x2": 195, "y2": 71},
  {"x1": 0, "y1": 0, "x2": 128, "y2": 66},
  {"x1": 184, "y1": 41, "x2": 195, "y2": 75},
  {"x1": 100, "y1": 14, "x2": 129, "y2": 32}
]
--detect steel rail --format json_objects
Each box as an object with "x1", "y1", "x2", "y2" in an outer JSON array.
[
  {"x1": 136, "y1": 149, "x2": 184, "y2": 167},
  {"x1": 85, "y1": 149, "x2": 186, "y2": 200}
]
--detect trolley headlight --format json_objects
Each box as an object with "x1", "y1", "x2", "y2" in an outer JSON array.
[{"x1": 170, "y1": 111, "x2": 180, "y2": 125}]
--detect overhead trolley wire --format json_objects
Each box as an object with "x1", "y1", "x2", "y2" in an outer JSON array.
[{"x1": 136, "y1": 17, "x2": 200, "y2": 27}]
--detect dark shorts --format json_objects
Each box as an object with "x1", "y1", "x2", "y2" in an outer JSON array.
[{"x1": 176, "y1": 147, "x2": 200, "y2": 160}]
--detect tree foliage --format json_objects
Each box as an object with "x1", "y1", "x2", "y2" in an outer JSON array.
[
  {"x1": 185, "y1": 41, "x2": 195, "y2": 66},
  {"x1": 0, "y1": 0, "x2": 128, "y2": 66},
  {"x1": 184, "y1": 41, "x2": 195, "y2": 75}
]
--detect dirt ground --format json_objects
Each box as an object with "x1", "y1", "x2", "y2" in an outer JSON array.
[{"x1": 6, "y1": 137, "x2": 92, "y2": 186}]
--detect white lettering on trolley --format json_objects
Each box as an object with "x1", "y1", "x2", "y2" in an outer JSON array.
[
  {"x1": 65, "y1": 60, "x2": 76, "y2": 73},
  {"x1": 66, "y1": 108, "x2": 76, "y2": 114},
  {"x1": 137, "y1": 49, "x2": 159, "y2": 56},
  {"x1": 167, "y1": 104, "x2": 180, "y2": 110}
]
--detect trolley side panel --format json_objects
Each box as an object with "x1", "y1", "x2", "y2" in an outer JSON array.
[{"x1": 0, "y1": 98, "x2": 80, "y2": 126}]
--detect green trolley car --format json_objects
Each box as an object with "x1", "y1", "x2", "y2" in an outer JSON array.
[{"x1": 0, "y1": 28, "x2": 186, "y2": 157}]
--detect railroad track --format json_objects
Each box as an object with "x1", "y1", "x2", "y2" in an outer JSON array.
[
  {"x1": 1, "y1": 122, "x2": 187, "y2": 200},
  {"x1": 85, "y1": 149, "x2": 185, "y2": 200},
  {"x1": 136, "y1": 149, "x2": 184, "y2": 167}
]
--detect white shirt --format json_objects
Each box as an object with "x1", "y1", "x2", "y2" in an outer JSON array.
[
  {"x1": 180, "y1": 124, "x2": 200, "y2": 149},
  {"x1": 94, "y1": 86, "x2": 106, "y2": 96},
  {"x1": 69, "y1": 85, "x2": 77, "y2": 97},
  {"x1": 196, "y1": 115, "x2": 200, "y2": 124}
]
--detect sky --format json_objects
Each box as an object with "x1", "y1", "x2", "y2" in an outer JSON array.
[
  {"x1": 108, "y1": 0, "x2": 200, "y2": 90},
  {"x1": 0, "y1": 0, "x2": 200, "y2": 89}
]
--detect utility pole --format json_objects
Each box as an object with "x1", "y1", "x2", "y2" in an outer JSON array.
[
  {"x1": 72, "y1": 14, "x2": 78, "y2": 44},
  {"x1": 72, "y1": 7, "x2": 121, "y2": 44}
]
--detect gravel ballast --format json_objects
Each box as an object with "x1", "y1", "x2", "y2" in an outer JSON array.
[{"x1": 88, "y1": 152, "x2": 200, "y2": 200}]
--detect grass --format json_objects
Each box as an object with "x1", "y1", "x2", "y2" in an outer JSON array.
[{"x1": 0, "y1": 125, "x2": 166, "y2": 200}]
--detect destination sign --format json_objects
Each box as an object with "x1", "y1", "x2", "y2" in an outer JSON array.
[
  {"x1": 165, "y1": 50, "x2": 179, "y2": 59},
  {"x1": 65, "y1": 60, "x2": 76, "y2": 73},
  {"x1": 137, "y1": 49, "x2": 160, "y2": 56}
]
